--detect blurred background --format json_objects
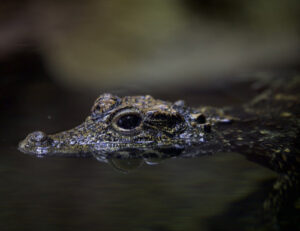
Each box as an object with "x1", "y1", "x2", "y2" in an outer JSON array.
[
  {"x1": 1, "y1": 0, "x2": 300, "y2": 92},
  {"x1": 2, "y1": 0, "x2": 298, "y2": 141}
]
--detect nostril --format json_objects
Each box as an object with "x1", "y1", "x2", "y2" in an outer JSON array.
[{"x1": 29, "y1": 131, "x2": 47, "y2": 142}]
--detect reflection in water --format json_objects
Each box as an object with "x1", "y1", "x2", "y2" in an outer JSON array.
[
  {"x1": 93, "y1": 147, "x2": 185, "y2": 173},
  {"x1": 17, "y1": 144, "x2": 300, "y2": 230},
  {"x1": 107, "y1": 158, "x2": 144, "y2": 173},
  {"x1": 2, "y1": 144, "x2": 282, "y2": 231},
  {"x1": 95, "y1": 152, "x2": 167, "y2": 173}
]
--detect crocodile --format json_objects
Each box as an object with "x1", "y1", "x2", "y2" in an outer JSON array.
[
  {"x1": 19, "y1": 76, "x2": 300, "y2": 167},
  {"x1": 18, "y1": 74, "x2": 299, "y2": 226},
  {"x1": 18, "y1": 75, "x2": 300, "y2": 170}
]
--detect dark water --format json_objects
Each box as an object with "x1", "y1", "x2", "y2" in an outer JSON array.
[
  {"x1": 1, "y1": 145, "x2": 276, "y2": 231},
  {"x1": 0, "y1": 55, "x2": 298, "y2": 231}
]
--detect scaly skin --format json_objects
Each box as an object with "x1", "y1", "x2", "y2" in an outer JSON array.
[
  {"x1": 19, "y1": 94, "x2": 226, "y2": 156},
  {"x1": 19, "y1": 77, "x2": 300, "y2": 173}
]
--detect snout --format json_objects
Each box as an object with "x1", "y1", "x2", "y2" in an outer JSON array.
[{"x1": 18, "y1": 131, "x2": 52, "y2": 154}]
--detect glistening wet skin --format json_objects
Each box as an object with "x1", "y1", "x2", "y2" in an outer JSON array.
[{"x1": 19, "y1": 77, "x2": 300, "y2": 178}]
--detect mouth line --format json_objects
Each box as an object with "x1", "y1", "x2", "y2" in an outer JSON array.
[{"x1": 18, "y1": 142, "x2": 51, "y2": 155}]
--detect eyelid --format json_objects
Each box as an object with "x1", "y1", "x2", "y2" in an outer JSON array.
[{"x1": 111, "y1": 108, "x2": 143, "y2": 121}]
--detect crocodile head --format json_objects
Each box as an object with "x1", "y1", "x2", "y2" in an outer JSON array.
[{"x1": 19, "y1": 93, "x2": 215, "y2": 156}]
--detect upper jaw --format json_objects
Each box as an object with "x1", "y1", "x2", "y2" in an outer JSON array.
[
  {"x1": 18, "y1": 130, "x2": 86, "y2": 155},
  {"x1": 18, "y1": 131, "x2": 53, "y2": 155},
  {"x1": 18, "y1": 122, "x2": 109, "y2": 155}
]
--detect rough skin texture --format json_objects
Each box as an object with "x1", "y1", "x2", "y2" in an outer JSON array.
[
  {"x1": 18, "y1": 76, "x2": 300, "y2": 174},
  {"x1": 18, "y1": 75, "x2": 300, "y2": 225},
  {"x1": 19, "y1": 94, "x2": 225, "y2": 156}
]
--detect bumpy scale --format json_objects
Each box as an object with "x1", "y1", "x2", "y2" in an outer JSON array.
[{"x1": 19, "y1": 78, "x2": 299, "y2": 174}]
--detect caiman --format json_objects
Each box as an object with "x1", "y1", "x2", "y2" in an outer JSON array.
[
  {"x1": 18, "y1": 76, "x2": 300, "y2": 169},
  {"x1": 18, "y1": 74, "x2": 299, "y2": 228}
]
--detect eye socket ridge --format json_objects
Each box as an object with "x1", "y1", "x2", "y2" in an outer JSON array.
[
  {"x1": 145, "y1": 112, "x2": 184, "y2": 128},
  {"x1": 112, "y1": 109, "x2": 143, "y2": 134}
]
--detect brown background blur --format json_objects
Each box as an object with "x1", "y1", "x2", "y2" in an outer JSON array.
[{"x1": 1, "y1": 0, "x2": 300, "y2": 93}]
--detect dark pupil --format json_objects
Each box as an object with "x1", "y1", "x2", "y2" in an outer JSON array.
[
  {"x1": 117, "y1": 114, "x2": 142, "y2": 130},
  {"x1": 196, "y1": 114, "x2": 206, "y2": 124}
]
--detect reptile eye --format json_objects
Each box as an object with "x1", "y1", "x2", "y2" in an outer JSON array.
[
  {"x1": 117, "y1": 114, "x2": 142, "y2": 129},
  {"x1": 196, "y1": 114, "x2": 206, "y2": 124},
  {"x1": 112, "y1": 109, "x2": 143, "y2": 135}
]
